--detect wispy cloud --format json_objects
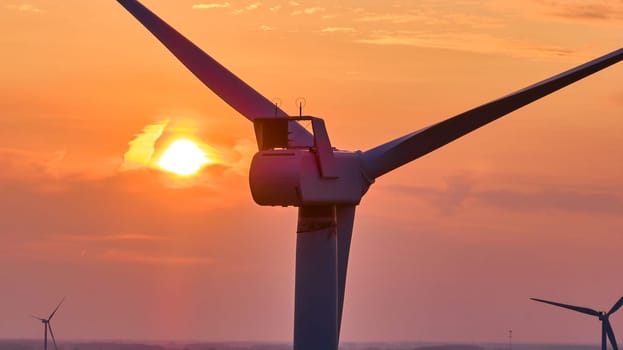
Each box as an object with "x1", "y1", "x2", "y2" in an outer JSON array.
[
  {"x1": 118, "y1": 119, "x2": 255, "y2": 186},
  {"x1": 103, "y1": 249, "x2": 213, "y2": 266},
  {"x1": 321, "y1": 27, "x2": 357, "y2": 33},
  {"x1": 120, "y1": 120, "x2": 168, "y2": 172},
  {"x1": 292, "y1": 7, "x2": 325, "y2": 16},
  {"x1": 259, "y1": 25, "x2": 274, "y2": 31},
  {"x1": 192, "y1": 2, "x2": 231, "y2": 9},
  {"x1": 229, "y1": 2, "x2": 261, "y2": 15},
  {"x1": 5, "y1": 3, "x2": 42, "y2": 13},
  {"x1": 269, "y1": 5, "x2": 281, "y2": 12},
  {"x1": 0, "y1": 147, "x2": 119, "y2": 185},
  {"x1": 388, "y1": 175, "x2": 623, "y2": 216},
  {"x1": 246, "y1": 2, "x2": 261, "y2": 10},
  {"x1": 64, "y1": 233, "x2": 170, "y2": 242},
  {"x1": 356, "y1": 31, "x2": 574, "y2": 59},
  {"x1": 531, "y1": 0, "x2": 623, "y2": 23},
  {"x1": 356, "y1": 14, "x2": 423, "y2": 24},
  {"x1": 355, "y1": 11, "x2": 502, "y2": 28},
  {"x1": 475, "y1": 187, "x2": 623, "y2": 215},
  {"x1": 304, "y1": 7, "x2": 325, "y2": 14}
]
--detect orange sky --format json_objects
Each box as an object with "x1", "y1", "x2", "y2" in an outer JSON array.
[{"x1": 1, "y1": 0, "x2": 622, "y2": 344}]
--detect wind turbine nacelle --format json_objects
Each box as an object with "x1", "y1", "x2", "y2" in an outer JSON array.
[
  {"x1": 249, "y1": 150, "x2": 369, "y2": 206},
  {"x1": 249, "y1": 117, "x2": 371, "y2": 206}
]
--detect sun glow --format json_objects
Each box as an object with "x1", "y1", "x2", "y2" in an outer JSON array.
[{"x1": 157, "y1": 139, "x2": 211, "y2": 176}]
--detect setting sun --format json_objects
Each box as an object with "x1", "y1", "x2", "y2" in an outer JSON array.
[{"x1": 157, "y1": 139, "x2": 211, "y2": 176}]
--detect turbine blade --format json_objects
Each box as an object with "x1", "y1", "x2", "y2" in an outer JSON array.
[
  {"x1": 336, "y1": 205, "x2": 356, "y2": 339},
  {"x1": 31, "y1": 315, "x2": 46, "y2": 321},
  {"x1": 48, "y1": 297, "x2": 65, "y2": 320},
  {"x1": 116, "y1": 0, "x2": 312, "y2": 146},
  {"x1": 606, "y1": 320, "x2": 619, "y2": 350},
  {"x1": 362, "y1": 48, "x2": 623, "y2": 179},
  {"x1": 530, "y1": 297, "x2": 600, "y2": 316},
  {"x1": 294, "y1": 206, "x2": 338, "y2": 350},
  {"x1": 609, "y1": 296, "x2": 623, "y2": 316},
  {"x1": 48, "y1": 323, "x2": 58, "y2": 350}
]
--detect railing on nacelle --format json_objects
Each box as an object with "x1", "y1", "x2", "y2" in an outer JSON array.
[{"x1": 253, "y1": 117, "x2": 338, "y2": 179}]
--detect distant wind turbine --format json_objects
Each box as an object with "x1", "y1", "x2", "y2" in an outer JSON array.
[
  {"x1": 531, "y1": 296, "x2": 623, "y2": 350},
  {"x1": 32, "y1": 298, "x2": 64, "y2": 350}
]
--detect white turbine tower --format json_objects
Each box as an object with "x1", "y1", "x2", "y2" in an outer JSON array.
[
  {"x1": 115, "y1": 1, "x2": 623, "y2": 349},
  {"x1": 532, "y1": 297, "x2": 623, "y2": 350}
]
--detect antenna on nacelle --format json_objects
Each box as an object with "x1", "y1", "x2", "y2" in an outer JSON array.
[
  {"x1": 295, "y1": 97, "x2": 306, "y2": 117},
  {"x1": 272, "y1": 98, "x2": 282, "y2": 117}
]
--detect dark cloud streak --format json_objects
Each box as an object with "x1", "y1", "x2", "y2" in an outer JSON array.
[
  {"x1": 387, "y1": 175, "x2": 623, "y2": 216},
  {"x1": 534, "y1": 0, "x2": 623, "y2": 23}
]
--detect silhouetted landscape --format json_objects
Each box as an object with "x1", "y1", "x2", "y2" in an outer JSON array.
[{"x1": 0, "y1": 341, "x2": 605, "y2": 350}]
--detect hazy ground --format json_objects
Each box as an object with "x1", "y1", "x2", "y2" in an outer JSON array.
[{"x1": 0, "y1": 341, "x2": 602, "y2": 350}]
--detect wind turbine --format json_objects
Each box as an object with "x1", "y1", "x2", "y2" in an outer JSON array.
[
  {"x1": 115, "y1": 1, "x2": 623, "y2": 349},
  {"x1": 531, "y1": 297, "x2": 623, "y2": 350},
  {"x1": 32, "y1": 298, "x2": 64, "y2": 350}
]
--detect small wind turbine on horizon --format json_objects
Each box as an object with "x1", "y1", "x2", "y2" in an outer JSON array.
[
  {"x1": 114, "y1": 1, "x2": 623, "y2": 349},
  {"x1": 531, "y1": 297, "x2": 623, "y2": 350},
  {"x1": 32, "y1": 298, "x2": 64, "y2": 350}
]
